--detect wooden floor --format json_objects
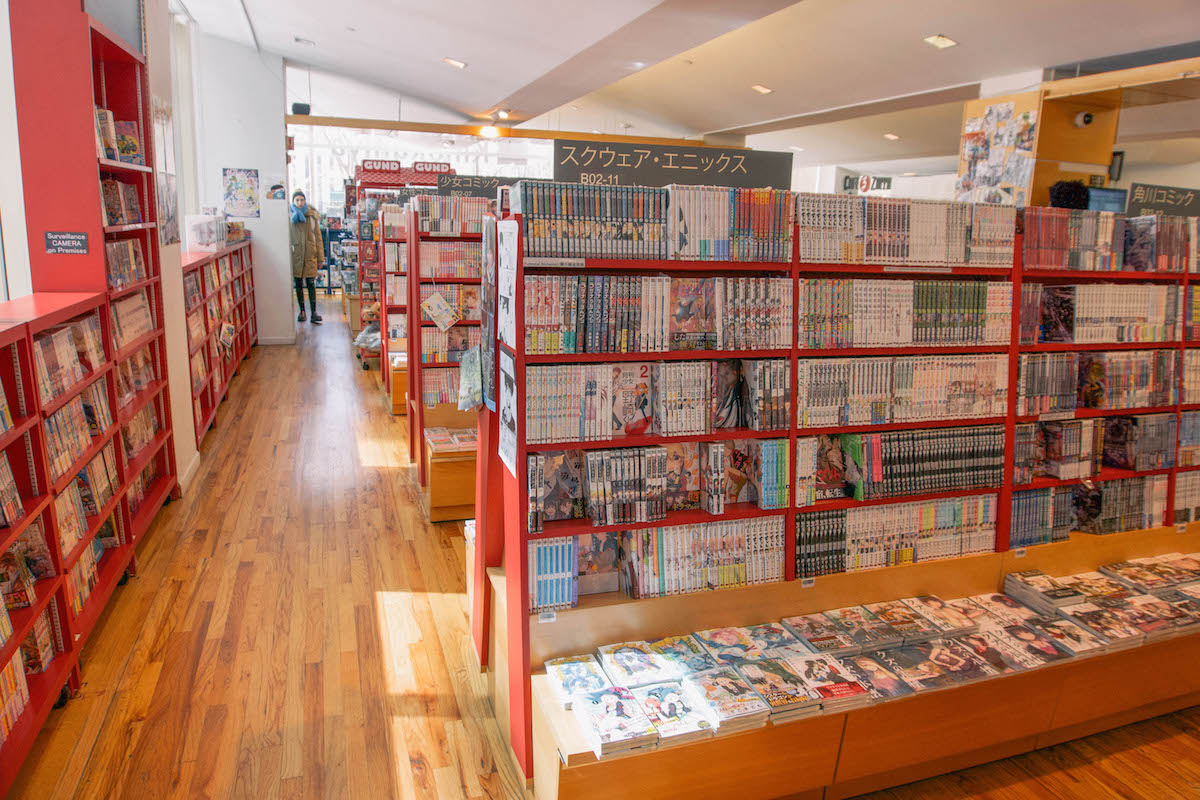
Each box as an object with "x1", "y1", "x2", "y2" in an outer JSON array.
[{"x1": 10, "y1": 295, "x2": 1200, "y2": 799}]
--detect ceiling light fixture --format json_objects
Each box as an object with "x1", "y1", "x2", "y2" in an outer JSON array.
[
  {"x1": 788, "y1": 146, "x2": 805, "y2": 152},
  {"x1": 479, "y1": 125, "x2": 500, "y2": 138},
  {"x1": 922, "y1": 34, "x2": 958, "y2": 49},
  {"x1": 444, "y1": 57, "x2": 467, "y2": 69},
  {"x1": 591, "y1": 129, "x2": 601, "y2": 134},
  {"x1": 883, "y1": 133, "x2": 901, "y2": 140},
  {"x1": 293, "y1": 36, "x2": 315, "y2": 46},
  {"x1": 903, "y1": 172, "x2": 917, "y2": 176},
  {"x1": 631, "y1": 61, "x2": 646, "y2": 69},
  {"x1": 751, "y1": 84, "x2": 773, "y2": 94},
  {"x1": 496, "y1": 109, "x2": 510, "y2": 120}
]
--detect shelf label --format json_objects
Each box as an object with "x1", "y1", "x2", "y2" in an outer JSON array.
[
  {"x1": 883, "y1": 265, "x2": 952, "y2": 273},
  {"x1": 800, "y1": 577, "x2": 816, "y2": 588},
  {"x1": 537, "y1": 610, "x2": 557, "y2": 624},
  {"x1": 1177, "y1": 523, "x2": 1189, "y2": 534},
  {"x1": 1039, "y1": 411, "x2": 1076, "y2": 421},
  {"x1": 1013, "y1": 548, "x2": 1027, "y2": 558},
  {"x1": 524, "y1": 257, "x2": 585, "y2": 269},
  {"x1": 44, "y1": 231, "x2": 88, "y2": 255}
]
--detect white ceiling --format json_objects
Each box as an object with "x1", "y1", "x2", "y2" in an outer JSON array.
[
  {"x1": 176, "y1": 0, "x2": 792, "y2": 122},
  {"x1": 579, "y1": 0, "x2": 1200, "y2": 136}
]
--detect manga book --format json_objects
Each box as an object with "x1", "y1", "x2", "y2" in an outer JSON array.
[
  {"x1": 683, "y1": 667, "x2": 770, "y2": 723},
  {"x1": 545, "y1": 655, "x2": 611, "y2": 708},
  {"x1": 839, "y1": 651, "x2": 916, "y2": 699},
  {"x1": 610, "y1": 363, "x2": 654, "y2": 436},
  {"x1": 571, "y1": 686, "x2": 658, "y2": 757},
  {"x1": 691, "y1": 627, "x2": 767, "y2": 664},
  {"x1": 597, "y1": 641, "x2": 680, "y2": 687},
  {"x1": 541, "y1": 451, "x2": 585, "y2": 522},
  {"x1": 734, "y1": 658, "x2": 816, "y2": 709},
  {"x1": 645, "y1": 635, "x2": 718, "y2": 676},
  {"x1": 1023, "y1": 616, "x2": 1107, "y2": 656},
  {"x1": 781, "y1": 613, "x2": 861, "y2": 656},
  {"x1": 823, "y1": 606, "x2": 902, "y2": 649},
  {"x1": 663, "y1": 442, "x2": 700, "y2": 512},
  {"x1": 631, "y1": 682, "x2": 715, "y2": 743},
  {"x1": 741, "y1": 622, "x2": 800, "y2": 652}
]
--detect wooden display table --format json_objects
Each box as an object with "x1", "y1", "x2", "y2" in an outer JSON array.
[
  {"x1": 499, "y1": 524, "x2": 1200, "y2": 799},
  {"x1": 423, "y1": 441, "x2": 476, "y2": 521},
  {"x1": 390, "y1": 360, "x2": 407, "y2": 415}
]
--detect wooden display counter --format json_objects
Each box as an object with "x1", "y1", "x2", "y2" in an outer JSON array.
[
  {"x1": 505, "y1": 524, "x2": 1200, "y2": 799},
  {"x1": 423, "y1": 441, "x2": 476, "y2": 522},
  {"x1": 390, "y1": 360, "x2": 407, "y2": 415}
]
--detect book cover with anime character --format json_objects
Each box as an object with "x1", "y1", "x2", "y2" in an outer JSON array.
[
  {"x1": 610, "y1": 363, "x2": 653, "y2": 436},
  {"x1": 541, "y1": 451, "x2": 585, "y2": 522},
  {"x1": 664, "y1": 442, "x2": 699, "y2": 511}
]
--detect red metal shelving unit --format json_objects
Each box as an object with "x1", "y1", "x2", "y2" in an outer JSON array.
[{"x1": 182, "y1": 241, "x2": 257, "y2": 447}]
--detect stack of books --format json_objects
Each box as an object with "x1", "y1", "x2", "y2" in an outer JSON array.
[
  {"x1": 417, "y1": 241, "x2": 481, "y2": 278},
  {"x1": 1021, "y1": 283, "x2": 1181, "y2": 343},
  {"x1": 104, "y1": 239, "x2": 148, "y2": 290},
  {"x1": 110, "y1": 291, "x2": 154, "y2": 350},
  {"x1": 665, "y1": 185, "x2": 794, "y2": 262},
  {"x1": 570, "y1": 686, "x2": 660, "y2": 758},
  {"x1": 1004, "y1": 569, "x2": 1086, "y2": 615},
  {"x1": 682, "y1": 666, "x2": 770, "y2": 733}
]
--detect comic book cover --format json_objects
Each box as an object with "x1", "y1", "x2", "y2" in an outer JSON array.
[
  {"x1": 710, "y1": 360, "x2": 743, "y2": 429},
  {"x1": 741, "y1": 623, "x2": 800, "y2": 652},
  {"x1": 610, "y1": 363, "x2": 654, "y2": 436},
  {"x1": 781, "y1": 613, "x2": 861, "y2": 655},
  {"x1": 921, "y1": 639, "x2": 999, "y2": 683},
  {"x1": 459, "y1": 285, "x2": 482, "y2": 320},
  {"x1": 839, "y1": 651, "x2": 916, "y2": 699},
  {"x1": 691, "y1": 627, "x2": 766, "y2": 664},
  {"x1": 541, "y1": 451, "x2": 586, "y2": 522},
  {"x1": 780, "y1": 653, "x2": 872, "y2": 700},
  {"x1": 1102, "y1": 417, "x2": 1136, "y2": 470},
  {"x1": 901, "y1": 595, "x2": 979, "y2": 635},
  {"x1": 631, "y1": 682, "x2": 715, "y2": 742},
  {"x1": 669, "y1": 278, "x2": 711, "y2": 351},
  {"x1": 664, "y1": 442, "x2": 699, "y2": 512},
  {"x1": 723, "y1": 440, "x2": 754, "y2": 504},
  {"x1": 1124, "y1": 216, "x2": 1157, "y2": 271},
  {"x1": 545, "y1": 655, "x2": 611, "y2": 708},
  {"x1": 1023, "y1": 616, "x2": 1108, "y2": 656},
  {"x1": 823, "y1": 606, "x2": 901, "y2": 649},
  {"x1": 876, "y1": 645, "x2": 961, "y2": 692},
  {"x1": 950, "y1": 630, "x2": 1028, "y2": 674},
  {"x1": 683, "y1": 667, "x2": 770, "y2": 722},
  {"x1": 1040, "y1": 285, "x2": 1075, "y2": 343},
  {"x1": 1076, "y1": 354, "x2": 1109, "y2": 409},
  {"x1": 946, "y1": 597, "x2": 999, "y2": 628},
  {"x1": 1121, "y1": 594, "x2": 1196, "y2": 634},
  {"x1": 967, "y1": 593, "x2": 1039, "y2": 627},
  {"x1": 645, "y1": 635, "x2": 717, "y2": 676},
  {"x1": 863, "y1": 601, "x2": 940, "y2": 641},
  {"x1": 734, "y1": 658, "x2": 815, "y2": 709},
  {"x1": 577, "y1": 533, "x2": 619, "y2": 595},
  {"x1": 571, "y1": 686, "x2": 658, "y2": 754},
  {"x1": 815, "y1": 434, "x2": 851, "y2": 500},
  {"x1": 597, "y1": 641, "x2": 680, "y2": 687},
  {"x1": 990, "y1": 622, "x2": 1075, "y2": 665},
  {"x1": 1056, "y1": 571, "x2": 1134, "y2": 601}
]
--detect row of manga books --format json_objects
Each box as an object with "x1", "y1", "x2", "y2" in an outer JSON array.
[
  {"x1": 383, "y1": 241, "x2": 407, "y2": 273},
  {"x1": 796, "y1": 355, "x2": 1007, "y2": 428},
  {"x1": 528, "y1": 536, "x2": 578, "y2": 614},
  {"x1": 1179, "y1": 471, "x2": 1200, "y2": 522},
  {"x1": 99, "y1": 179, "x2": 142, "y2": 226},
  {"x1": 1187, "y1": 351, "x2": 1200, "y2": 403},
  {"x1": 524, "y1": 359, "x2": 785, "y2": 444},
  {"x1": 0, "y1": 655, "x2": 31, "y2": 748},
  {"x1": 45, "y1": 397, "x2": 94, "y2": 481},
  {"x1": 1015, "y1": 353, "x2": 1077, "y2": 416},
  {"x1": 1073, "y1": 475, "x2": 1167, "y2": 534},
  {"x1": 420, "y1": 367, "x2": 460, "y2": 406},
  {"x1": 698, "y1": 442, "x2": 726, "y2": 515},
  {"x1": 54, "y1": 481, "x2": 89, "y2": 555},
  {"x1": 82, "y1": 383, "x2": 112, "y2": 437},
  {"x1": 384, "y1": 275, "x2": 407, "y2": 306},
  {"x1": 1009, "y1": 488, "x2": 1074, "y2": 548},
  {"x1": 187, "y1": 308, "x2": 207, "y2": 351},
  {"x1": 104, "y1": 239, "x2": 148, "y2": 291},
  {"x1": 419, "y1": 327, "x2": 480, "y2": 363},
  {"x1": 0, "y1": 454, "x2": 22, "y2": 529},
  {"x1": 411, "y1": 195, "x2": 488, "y2": 235},
  {"x1": 417, "y1": 284, "x2": 481, "y2": 321},
  {"x1": 796, "y1": 425, "x2": 1005, "y2": 502},
  {"x1": 76, "y1": 442, "x2": 119, "y2": 518},
  {"x1": 665, "y1": 185, "x2": 794, "y2": 263},
  {"x1": 385, "y1": 313, "x2": 407, "y2": 344},
  {"x1": 1022, "y1": 208, "x2": 1127, "y2": 272},
  {"x1": 621, "y1": 518, "x2": 787, "y2": 603},
  {"x1": 127, "y1": 458, "x2": 161, "y2": 516},
  {"x1": 116, "y1": 347, "x2": 156, "y2": 408},
  {"x1": 512, "y1": 182, "x2": 669, "y2": 261},
  {"x1": 522, "y1": 274, "x2": 793, "y2": 355},
  {"x1": 1018, "y1": 413, "x2": 1177, "y2": 483},
  {"x1": 64, "y1": 533, "x2": 104, "y2": 616},
  {"x1": 1125, "y1": 215, "x2": 1192, "y2": 273},
  {"x1": 1189, "y1": 285, "x2": 1200, "y2": 340},
  {"x1": 33, "y1": 315, "x2": 106, "y2": 404},
  {"x1": 1017, "y1": 350, "x2": 1180, "y2": 415},
  {"x1": 799, "y1": 278, "x2": 1012, "y2": 349},
  {"x1": 1019, "y1": 283, "x2": 1182, "y2": 344},
  {"x1": 110, "y1": 291, "x2": 154, "y2": 350},
  {"x1": 417, "y1": 241, "x2": 481, "y2": 278},
  {"x1": 794, "y1": 495, "x2": 998, "y2": 577},
  {"x1": 121, "y1": 406, "x2": 159, "y2": 461},
  {"x1": 796, "y1": 194, "x2": 1015, "y2": 267},
  {"x1": 1180, "y1": 411, "x2": 1200, "y2": 466}
]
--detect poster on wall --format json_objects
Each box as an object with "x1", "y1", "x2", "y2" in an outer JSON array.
[
  {"x1": 222, "y1": 167, "x2": 261, "y2": 218},
  {"x1": 956, "y1": 98, "x2": 1036, "y2": 206},
  {"x1": 264, "y1": 175, "x2": 287, "y2": 201},
  {"x1": 497, "y1": 219, "x2": 518, "y2": 349},
  {"x1": 498, "y1": 347, "x2": 517, "y2": 476},
  {"x1": 481, "y1": 216, "x2": 498, "y2": 412},
  {"x1": 151, "y1": 97, "x2": 180, "y2": 246}
]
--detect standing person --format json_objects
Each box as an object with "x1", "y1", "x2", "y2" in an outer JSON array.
[{"x1": 289, "y1": 190, "x2": 323, "y2": 324}]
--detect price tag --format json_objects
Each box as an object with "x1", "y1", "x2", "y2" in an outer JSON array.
[
  {"x1": 1039, "y1": 410, "x2": 1076, "y2": 421},
  {"x1": 525, "y1": 257, "x2": 586, "y2": 269},
  {"x1": 537, "y1": 610, "x2": 557, "y2": 624},
  {"x1": 1177, "y1": 523, "x2": 1189, "y2": 534},
  {"x1": 421, "y1": 291, "x2": 461, "y2": 332},
  {"x1": 1013, "y1": 548, "x2": 1027, "y2": 558},
  {"x1": 800, "y1": 577, "x2": 816, "y2": 589}
]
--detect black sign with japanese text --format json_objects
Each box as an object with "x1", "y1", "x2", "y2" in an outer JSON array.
[
  {"x1": 44, "y1": 231, "x2": 88, "y2": 254},
  {"x1": 1126, "y1": 182, "x2": 1200, "y2": 218},
  {"x1": 553, "y1": 139, "x2": 792, "y2": 189},
  {"x1": 437, "y1": 174, "x2": 511, "y2": 198}
]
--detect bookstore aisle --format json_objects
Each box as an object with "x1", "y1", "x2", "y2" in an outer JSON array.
[
  {"x1": 5, "y1": 297, "x2": 1200, "y2": 800},
  {"x1": 8, "y1": 297, "x2": 525, "y2": 800}
]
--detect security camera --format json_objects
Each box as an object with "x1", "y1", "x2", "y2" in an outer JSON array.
[{"x1": 1074, "y1": 111, "x2": 1094, "y2": 128}]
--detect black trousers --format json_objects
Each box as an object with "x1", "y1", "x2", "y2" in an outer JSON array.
[{"x1": 294, "y1": 276, "x2": 316, "y2": 314}]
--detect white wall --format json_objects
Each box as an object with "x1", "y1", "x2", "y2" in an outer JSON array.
[
  {"x1": 193, "y1": 33, "x2": 293, "y2": 345},
  {"x1": 0, "y1": 2, "x2": 31, "y2": 299},
  {"x1": 285, "y1": 64, "x2": 466, "y2": 124},
  {"x1": 1112, "y1": 160, "x2": 1200, "y2": 193}
]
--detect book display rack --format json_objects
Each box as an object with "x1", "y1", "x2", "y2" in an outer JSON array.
[
  {"x1": 355, "y1": 177, "x2": 421, "y2": 370},
  {"x1": 182, "y1": 242, "x2": 258, "y2": 446},
  {"x1": 2, "y1": 9, "x2": 181, "y2": 793},
  {"x1": 468, "y1": 181, "x2": 1200, "y2": 795},
  {"x1": 405, "y1": 206, "x2": 483, "y2": 491},
  {"x1": 379, "y1": 210, "x2": 406, "y2": 397}
]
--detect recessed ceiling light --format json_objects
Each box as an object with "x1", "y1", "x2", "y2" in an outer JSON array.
[
  {"x1": 923, "y1": 34, "x2": 957, "y2": 49},
  {"x1": 788, "y1": 146, "x2": 805, "y2": 152},
  {"x1": 345, "y1": 26, "x2": 357, "y2": 32},
  {"x1": 883, "y1": 133, "x2": 901, "y2": 140},
  {"x1": 293, "y1": 36, "x2": 315, "y2": 46},
  {"x1": 479, "y1": 125, "x2": 500, "y2": 138},
  {"x1": 903, "y1": 172, "x2": 917, "y2": 176},
  {"x1": 443, "y1": 57, "x2": 467, "y2": 69},
  {"x1": 631, "y1": 61, "x2": 646, "y2": 69},
  {"x1": 751, "y1": 84, "x2": 773, "y2": 94},
  {"x1": 568, "y1": 104, "x2": 581, "y2": 110},
  {"x1": 591, "y1": 129, "x2": 601, "y2": 134},
  {"x1": 496, "y1": 109, "x2": 510, "y2": 120}
]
